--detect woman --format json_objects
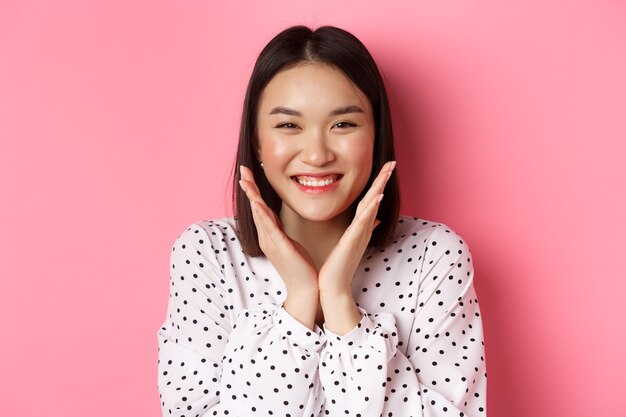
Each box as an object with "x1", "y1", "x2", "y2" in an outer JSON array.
[{"x1": 158, "y1": 25, "x2": 487, "y2": 417}]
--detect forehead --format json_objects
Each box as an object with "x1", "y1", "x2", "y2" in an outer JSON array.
[{"x1": 258, "y1": 63, "x2": 371, "y2": 113}]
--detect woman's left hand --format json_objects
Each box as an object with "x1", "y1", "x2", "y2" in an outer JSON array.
[{"x1": 318, "y1": 161, "x2": 396, "y2": 333}]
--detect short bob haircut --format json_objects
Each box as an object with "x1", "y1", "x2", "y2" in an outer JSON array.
[{"x1": 233, "y1": 25, "x2": 400, "y2": 257}]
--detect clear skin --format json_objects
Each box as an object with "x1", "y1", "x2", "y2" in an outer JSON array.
[{"x1": 239, "y1": 63, "x2": 396, "y2": 334}]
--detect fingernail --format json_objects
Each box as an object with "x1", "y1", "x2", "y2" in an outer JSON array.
[
  {"x1": 377, "y1": 194, "x2": 384, "y2": 203},
  {"x1": 239, "y1": 165, "x2": 244, "y2": 177},
  {"x1": 238, "y1": 179, "x2": 245, "y2": 190}
]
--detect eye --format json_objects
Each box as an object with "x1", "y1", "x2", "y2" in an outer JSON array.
[
  {"x1": 333, "y1": 121, "x2": 357, "y2": 129},
  {"x1": 275, "y1": 122, "x2": 299, "y2": 129}
]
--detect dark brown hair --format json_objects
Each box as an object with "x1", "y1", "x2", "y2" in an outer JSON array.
[{"x1": 233, "y1": 25, "x2": 400, "y2": 256}]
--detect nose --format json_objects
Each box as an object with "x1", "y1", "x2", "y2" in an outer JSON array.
[{"x1": 299, "y1": 129, "x2": 335, "y2": 166}]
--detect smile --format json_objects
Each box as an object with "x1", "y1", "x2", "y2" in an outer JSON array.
[{"x1": 291, "y1": 174, "x2": 342, "y2": 192}]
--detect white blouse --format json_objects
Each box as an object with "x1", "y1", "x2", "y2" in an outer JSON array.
[{"x1": 157, "y1": 215, "x2": 487, "y2": 417}]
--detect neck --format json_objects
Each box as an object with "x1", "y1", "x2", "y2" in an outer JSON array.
[{"x1": 280, "y1": 205, "x2": 351, "y2": 270}]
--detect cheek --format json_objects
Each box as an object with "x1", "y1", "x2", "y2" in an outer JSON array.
[
  {"x1": 258, "y1": 133, "x2": 292, "y2": 166},
  {"x1": 337, "y1": 134, "x2": 374, "y2": 170}
]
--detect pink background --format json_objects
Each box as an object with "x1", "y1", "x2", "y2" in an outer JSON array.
[{"x1": 1, "y1": 1, "x2": 625, "y2": 416}]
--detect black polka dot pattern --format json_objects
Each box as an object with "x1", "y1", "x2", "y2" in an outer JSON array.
[{"x1": 157, "y1": 215, "x2": 487, "y2": 416}]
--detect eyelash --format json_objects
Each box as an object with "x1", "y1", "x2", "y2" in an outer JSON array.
[
  {"x1": 276, "y1": 123, "x2": 299, "y2": 129},
  {"x1": 333, "y1": 121, "x2": 357, "y2": 128},
  {"x1": 275, "y1": 122, "x2": 357, "y2": 129}
]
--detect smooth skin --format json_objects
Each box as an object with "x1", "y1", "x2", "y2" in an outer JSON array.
[{"x1": 238, "y1": 63, "x2": 396, "y2": 334}]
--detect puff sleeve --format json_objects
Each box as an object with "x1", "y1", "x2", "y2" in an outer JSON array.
[
  {"x1": 157, "y1": 224, "x2": 326, "y2": 417},
  {"x1": 316, "y1": 226, "x2": 487, "y2": 417}
]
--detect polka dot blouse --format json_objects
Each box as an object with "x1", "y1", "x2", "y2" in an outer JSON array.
[{"x1": 157, "y1": 215, "x2": 487, "y2": 416}]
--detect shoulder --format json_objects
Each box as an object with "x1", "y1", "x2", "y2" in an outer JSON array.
[
  {"x1": 170, "y1": 217, "x2": 242, "y2": 260},
  {"x1": 389, "y1": 214, "x2": 473, "y2": 260},
  {"x1": 173, "y1": 217, "x2": 238, "y2": 244},
  {"x1": 393, "y1": 214, "x2": 468, "y2": 243}
]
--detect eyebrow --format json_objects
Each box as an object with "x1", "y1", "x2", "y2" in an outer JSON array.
[
  {"x1": 268, "y1": 105, "x2": 364, "y2": 117},
  {"x1": 330, "y1": 105, "x2": 364, "y2": 116}
]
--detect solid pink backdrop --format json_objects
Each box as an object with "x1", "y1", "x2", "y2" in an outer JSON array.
[{"x1": 1, "y1": 1, "x2": 625, "y2": 416}]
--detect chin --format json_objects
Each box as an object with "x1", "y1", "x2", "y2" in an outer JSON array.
[{"x1": 292, "y1": 205, "x2": 353, "y2": 224}]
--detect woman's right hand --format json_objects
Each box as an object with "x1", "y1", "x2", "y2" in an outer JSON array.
[{"x1": 239, "y1": 165, "x2": 320, "y2": 329}]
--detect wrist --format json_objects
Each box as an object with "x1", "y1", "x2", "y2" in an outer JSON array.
[
  {"x1": 318, "y1": 280, "x2": 352, "y2": 298},
  {"x1": 283, "y1": 287, "x2": 319, "y2": 330},
  {"x1": 319, "y1": 291, "x2": 361, "y2": 335},
  {"x1": 319, "y1": 291, "x2": 356, "y2": 316}
]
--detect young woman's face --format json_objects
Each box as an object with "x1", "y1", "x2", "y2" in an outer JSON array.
[{"x1": 256, "y1": 63, "x2": 375, "y2": 224}]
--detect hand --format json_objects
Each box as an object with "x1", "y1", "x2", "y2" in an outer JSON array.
[
  {"x1": 239, "y1": 161, "x2": 396, "y2": 333},
  {"x1": 239, "y1": 166, "x2": 320, "y2": 329},
  {"x1": 319, "y1": 161, "x2": 395, "y2": 293},
  {"x1": 318, "y1": 161, "x2": 396, "y2": 333}
]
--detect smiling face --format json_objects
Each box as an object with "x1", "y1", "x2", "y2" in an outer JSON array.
[{"x1": 256, "y1": 62, "x2": 375, "y2": 226}]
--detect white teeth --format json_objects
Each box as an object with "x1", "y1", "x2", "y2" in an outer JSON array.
[{"x1": 296, "y1": 177, "x2": 336, "y2": 187}]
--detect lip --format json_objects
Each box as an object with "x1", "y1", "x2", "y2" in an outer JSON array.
[{"x1": 291, "y1": 174, "x2": 342, "y2": 193}]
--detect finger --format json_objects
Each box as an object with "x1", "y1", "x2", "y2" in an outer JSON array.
[
  {"x1": 239, "y1": 171, "x2": 266, "y2": 206},
  {"x1": 355, "y1": 161, "x2": 395, "y2": 216},
  {"x1": 252, "y1": 200, "x2": 292, "y2": 252},
  {"x1": 255, "y1": 202, "x2": 284, "y2": 241},
  {"x1": 330, "y1": 194, "x2": 385, "y2": 278},
  {"x1": 345, "y1": 193, "x2": 384, "y2": 244},
  {"x1": 239, "y1": 168, "x2": 273, "y2": 233},
  {"x1": 240, "y1": 166, "x2": 283, "y2": 225},
  {"x1": 372, "y1": 161, "x2": 395, "y2": 193},
  {"x1": 239, "y1": 178, "x2": 262, "y2": 203},
  {"x1": 253, "y1": 200, "x2": 279, "y2": 230},
  {"x1": 239, "y1": 178, "x2": 284, "y2": 236},
  {"x1": 239, "y1": 164, "x2": 252, "y2": 182},
  {"x1": 240, "y1": 165, "x2": 263, "y2": 197},
  {"x1": 249, "y1": 200, "x2": 267, "y2": 236},
  {"x1": 361, "y1": 161, "x2": 395, "y2": 205},
  {"x1": 244, "y1": 187, "x2": 276, "y2": 231},
  {"x1": 240, "y1": 180, "x2": 282, "y2": 228},
  {"x1": 355, "y1": 193, "x2": 384, "y2": 227},
  {"x1": 250, "y1": 200, "x2": 281, "y2": 252}
]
